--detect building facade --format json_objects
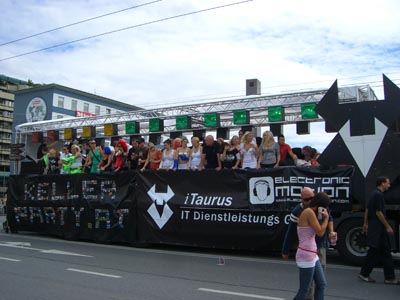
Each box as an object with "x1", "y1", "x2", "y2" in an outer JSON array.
[
  {"x1": 12, "y1": 83, "x2": 140, "y2": 157},
  {"x1": 13, "y1": 83, "x2": 140, "y2": 126},
  {"x1": 0, "y1": 75, "x2": 31, "y2": 206}
]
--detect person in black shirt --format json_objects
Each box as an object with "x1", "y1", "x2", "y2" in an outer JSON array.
[
  {"x1": 201, "y1": 135, "x2": 222, "y2": 170},
  {"x1": 136, "y1": 138, "x2": 148, "y2": 170},
  {"x1": 36, "y1": 139, "x2": 57, "y2": 159},
  {"x1": 37, "y1": 141, "x2": 46, "y2": 159},
  {"x1": 220, "y1": 142, "x2": 240, "y2": 169},
  {"x1": 127, "y1": 138, "x2": 139, "y2": 170},
  {"x1": 46, "y1": 148, "x2": 61, "y2": 175},
  {"x1": 359, "y1": 176, "x2": 399, "y2": 284}
]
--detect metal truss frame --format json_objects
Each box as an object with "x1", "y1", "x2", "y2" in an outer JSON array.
[{"x1": 15, "y1": 85, "x2": 377, "y2": 139}]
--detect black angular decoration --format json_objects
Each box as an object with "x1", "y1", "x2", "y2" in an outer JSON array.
[
  {"x1": 317, "y1": 75, "x2": 400, "y2": 137},
  {"x1": 269, "y1": 124, "x2": 282, "y2": 136},
  {"x1": 318, "y1": 75, "x2": 400, "y2": 207},
  {"x1": 383, "y1": 73, "x2": 400, "y2": 104},
  {"x1": 315, "y1": 80, "x2": 349, "y2": 132},
  {"x1": 324, "y1": 120, "x2": 337, "y2": 133},
  {"x1": 296, "y1": 121, "x2": 310, "y2": 135},
  {"x1": 349, "y1": 104, "x2": 375, "y2": 136},
  {"x1": 388, "y1": 118, "x2": 400, "y2": 133},
  {"x1": 377, "y1": 74, "x2": 400, "y2": 128}
]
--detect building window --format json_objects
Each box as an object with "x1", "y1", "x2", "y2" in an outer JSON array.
[
  {"x1": 106, "y1": 108, "x2": 111, "y2": 114},
  {"x1": 58, "y1": 96, "x2": 64, "y2": 108},
  {"x1": 95, "y1": 105, "x2": 100, "y2": 115},
  {"x1": 83, "y1": 102, "x2": 89, "y2": 112},
  {"x1": 71, "y1": 99, "x2": 77, "y2": 111},
  {"x1": 57, "y1": 115, "x2": 63, "y2": 119}
]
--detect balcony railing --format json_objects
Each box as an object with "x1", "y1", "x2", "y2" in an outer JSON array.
[{"x1": 0, "y1": 104, "x2": 13, "y2": 112}]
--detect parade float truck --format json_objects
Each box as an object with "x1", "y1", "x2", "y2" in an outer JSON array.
[
  {"x1": 7, "y1": 75, "x2": 400, "y2": 265},
  {"x1": 315, "y1": 75, "x2": 400, "y2": 265}
]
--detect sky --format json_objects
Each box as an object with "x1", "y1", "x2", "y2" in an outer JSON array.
[{"x1": 1, "y1": 0, "x2": 400, "y2": 151}]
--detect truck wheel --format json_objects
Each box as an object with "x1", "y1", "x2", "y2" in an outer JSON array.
[{"x1": 336, "y1": 219, "x2": 368, "y2": 265}]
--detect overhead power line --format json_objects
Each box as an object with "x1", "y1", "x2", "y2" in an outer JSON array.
[
  {"x1": 0, "y1": 0, "x2": 253, "y2": 62},
  {"x1": 0, "y1": 0, "x2": 163, "y2": 47},
  {"x1": 133, "y1": 75, "x2": 400, "y2": 108}
]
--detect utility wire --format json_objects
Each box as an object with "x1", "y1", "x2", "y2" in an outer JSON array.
[
  {"x1": 0, "y1": 0, "x2": 162, "y2": 47},
  {"x1": 0, "y1": 0, "x2": 253, "y2": 62},
  {"x1": 7, "y1": 77, "x2": 399, "y2": 116},
  {"x1": 134, "y1": 76, "x2": 400, "y2": 108}
]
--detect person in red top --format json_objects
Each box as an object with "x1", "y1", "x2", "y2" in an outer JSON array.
[
  {"x1": 140, "y1": 142, "x2": 162, "y2": 171},
  {"x1": 278, "y1": 134, "x2": 298, "y2": 166},
  {"x1": 113, "y1": 139, "x2": 128, "y2": 172}
]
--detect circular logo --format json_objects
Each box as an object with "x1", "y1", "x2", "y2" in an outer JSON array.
[{"x1": 26, "y1": 97, "x2": 47, "y2": 122}]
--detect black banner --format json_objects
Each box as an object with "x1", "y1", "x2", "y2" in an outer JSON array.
[
  {"x1": 135, "y1": 167, "x2": 353, "y2": 250},
  {"x1": 7, "y1": 172, "x2": 135, "y2": 242},
  {"x1": 7, "y1": 167, "x2": 353, "y2": 251}
]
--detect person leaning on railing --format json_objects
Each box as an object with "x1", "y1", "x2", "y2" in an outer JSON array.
[
  {"x1": 200, "y1": 135, "x2": 222, "y2": 171},
  {"x1": 62, "y1": 144, "x2": 83, "y2": 174},
  {"x1": 34, "y1": 146, "x2": 49, "y2": 174}
]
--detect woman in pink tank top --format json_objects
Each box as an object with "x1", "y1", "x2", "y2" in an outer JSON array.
[{"x1": 293, "y1": 193, "x2": 331, "y2": 300}]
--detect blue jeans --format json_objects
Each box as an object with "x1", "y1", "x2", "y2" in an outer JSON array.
[{"x1": 294, "y1": 260, "x2": 327, "y2": 300}]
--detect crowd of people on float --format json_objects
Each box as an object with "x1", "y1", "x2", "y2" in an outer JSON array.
[{"x1": 33, "y1": 130, "x2": 321, "y2": 175}]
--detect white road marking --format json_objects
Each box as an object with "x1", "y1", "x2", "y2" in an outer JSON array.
[
  {"x1": 198, "y1": 288, "x2": 285, "y2": 300},
  {"x1": 40, "y1": 249, "x2": 92, "y2": 257},
  {"x1": 0, "y1": 233, "x2": 378, "y2": 272},
  {"x1": 3, "y1": 242, "x2": 31, "y2": 247},
  {"x1": 0, "y1": 256, "x2": 21, "y2": 262},
  {"x1": 0, "y1": 242, "x2": 42, "y2": 251},
  {"x1": 67, "y1": 268, "x2": 121, "y2": 278},
  {"x1": 0, "y1": 242, "x2": 93, "y2": 257}
]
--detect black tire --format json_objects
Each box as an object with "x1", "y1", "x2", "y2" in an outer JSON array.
[{"x1": 336, "y1": 218, "x2": 368, "y2": 266}]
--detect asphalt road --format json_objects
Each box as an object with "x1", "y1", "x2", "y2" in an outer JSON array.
[{"x1": 0, "y1": 229, "x2": 399, "y2": 300}]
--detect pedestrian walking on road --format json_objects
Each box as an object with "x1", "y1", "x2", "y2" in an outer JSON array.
[
  {"x1": 359, "y1": 176, "x2": 400, "y2": 285},
  {"x1": 283, "y1": 188, "x2": 335, "y2": 300},
  {"x1": 293, "y1": 193, "x2": 331, "y2": 300}
]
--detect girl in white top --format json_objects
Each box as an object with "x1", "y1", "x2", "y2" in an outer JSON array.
[
  {"x1": 240, "y1": 131, "x2": 259, "y2": 169},
  {"x1": 189, "y1": 136, "x2": 203, "y2": 170},
  {"x1": 60, "y1": 145, "x2": 72, "y2": 174},
  {"x1": 159, "y1": 139, "x2": 175, "y2": 170},
  {"x1": 175, "y1": 137, "x2": 190, "y2": 170}
]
